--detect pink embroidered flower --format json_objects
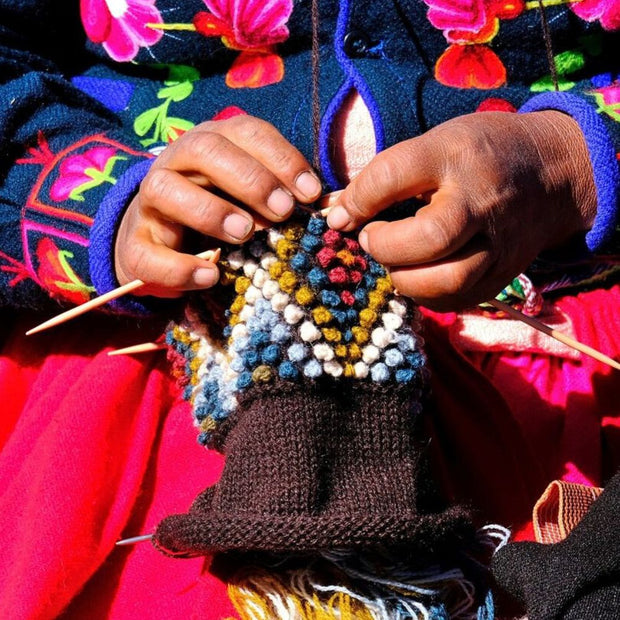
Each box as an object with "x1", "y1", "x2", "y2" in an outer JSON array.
[
  {"x1": 50, "y1": 146, "x2": 124, "y2": 202},
  {"x1": 80, "y1": 0, "x2": 164, "y2": 62},
  {"x1": 193, "y1": 0, "x2": 293, "y2": 88},
  {"x1": 571, "y1": 0, "x2": 620, "y2": 31},
  {"x1": 590, "y1": 81, "x2": 620, "y2": 122}
]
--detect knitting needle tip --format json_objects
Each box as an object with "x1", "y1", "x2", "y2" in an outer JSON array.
[
  {"x1": 116, "y1": 534, "x2": 154, "y2": 546},
  {"x1": 108, "y1": 342, "x2": 167, "y2": 356}
]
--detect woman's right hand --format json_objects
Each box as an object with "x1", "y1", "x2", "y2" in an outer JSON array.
[{"x1": 114, "y1": 115, "x2": 322, "y2": 297}]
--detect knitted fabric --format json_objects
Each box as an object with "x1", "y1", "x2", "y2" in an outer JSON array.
[{"x1": 155, "y1": 213, "x2": 474, "y2": 555}]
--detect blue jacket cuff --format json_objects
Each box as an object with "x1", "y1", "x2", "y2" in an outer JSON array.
[
  {"x1": 89, "y1": 157, "x2": 154, "y2": 314},
  {"x1": 520, "y1": 92, "x2": 620, "y2": 254}
]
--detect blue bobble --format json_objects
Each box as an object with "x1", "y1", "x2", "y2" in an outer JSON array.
[
  {"x1": 343, "y1": 329, "x2": 353, "y2": 342},
  {"x1": 307, "y1": 267, "x2": 329, "y2": 288},
  {"x1": 384, "y1": 348, "x2": 404, "y2": 367},
  {"x1": 300, "y1": 234, "x2": 321, "y2": 252},
  {"x1": 307, "y1": 217, "x2": 326, "y2": 235},
  {"x1": 354, "y1": 288, "x2": 368, "y2": 304},
  {"x1": 165, "y1": 332, "x2": 174, "y2": 345},
  {"x1": 370, "y1": 363, "x2": 390, "y2": 382},
  {"x1": 287, "y1": 342, "x2": 307, "y2": 362},
  {"x1": 243, "y1": 349, "x2": 259, "y2": 367},
  {"x1": 232, "y1": 335, "x2": 250, "y2": 352},
  {"x1": 222, "y1": 325, "x2": 232, "y2": 337},
  {"x1": 370, "y1": 260, "x2": 386, "y2": 276},
  {"x1": 321, "y1": 290, "x2": 341, "y2": 307},
  {"x1": 406, "y1": 352, "x2": 426, "y2": 368},
  {"x1": 197, "y1": 431, "x2": 211, "y2": 446},
  {"x1": 237, "y1": 372, "x2": 253, "y2": 389},
  {"x1": 230, "y1": 357, "x2": 245, "y2": 372},
  {"x1": 363, "y1": 273, "x2": 377, "y2": 288},
  {"x1": 290, "y1": 252, "x2": 310, "y2": 272},
  {"x1": 261, "y1": 344, "x2": 280, "y2": 364},
  {"x1": 395, "y1": 368, "x2": 415, "y2": 384},
  {"x1": 278, "y1": 361, "x2": 299, "y2": 379},
  {"x1": 249, "y1": 330, "x2": 270, "y2": 347},
  {"x1": 270, "y1": 323, "x2": 290, "y2": 342},
  {"x1": 397, "y1": 334, "x2": 416, "y2": 352},
  {"x1": 331, "y1": 309, "x2": 347, "y2": 325},
  {"x1": 303, "y1": 359, "x2": 323, "y2": 378},
  {"x1": 346, "y1": 308, "x2": 358, "y2": 322}
]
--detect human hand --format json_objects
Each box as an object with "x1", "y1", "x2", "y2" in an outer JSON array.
[
  {"x1": 115, "y1": 115, "x2": 322, "y2": 297},
  {"x1": 327, "y1": 111, "x2": 597, "y2": 311}
]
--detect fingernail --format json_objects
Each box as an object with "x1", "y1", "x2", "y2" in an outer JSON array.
[
  {"x1": 326, "y1": 205, "x2": 351, "y2": 230},
  {"x1": 267, "y1": 188, "x2": 294, "y2": 217},
  {"x1": 358, "y1": 229, "x2": 369, "y2": 252},
  {"x1": 223, "y1": 213, "x2": 253, "y2": 239},
  {"x1": 193, "y1": 267, "x2": 218, "y2": 288},
  {"x1": 295, "y1": 171, "x2": 321, "y2": 198}
]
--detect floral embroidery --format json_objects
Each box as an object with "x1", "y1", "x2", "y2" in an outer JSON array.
[
  {"x1": 570, "y1": 0, "x2": 620, "y2": 31},
  {"x1": 476, "y1": 97, "x2": 517, "y2": 112},
  {"x1": 35, "y1": 239, "x2": 96, "y2": 304},
  {"x1": 589, "y1": 81, "x2": 620, "y2": 122},
  {"x1": 424, "y1": 0, "x2": 524, "y2": 89},
  {"x1": 49, "y1": 146, "x2": 127, "y2": 202},
  {"x1": 80, "y1": 0, "x2": 164, "y2": 62},
  {"x1": 134, "y1": 65, "x2": 198, "y2": 146}
]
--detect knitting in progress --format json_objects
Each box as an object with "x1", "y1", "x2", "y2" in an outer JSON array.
[{"x1": 156, "y1": 213, "x2": 474, "y2": 556}]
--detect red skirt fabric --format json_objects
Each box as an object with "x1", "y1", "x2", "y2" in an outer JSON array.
[{"x1": 0, "y1": 284, "x2": 618, "y2": 618}]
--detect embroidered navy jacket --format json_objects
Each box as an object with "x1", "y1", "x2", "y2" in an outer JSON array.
[{"x1": 0, "y1": 0, "x2": 619, "y2": 310}]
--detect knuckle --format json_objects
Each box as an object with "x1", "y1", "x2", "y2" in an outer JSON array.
[
  {"x1": 416, "y1": 215, "x2": 451, "y2": 254},
  {"x1": 185, "y1": 130, "x2": 226, "y2": 164},
  {"x1": 240, "y1": 164, "x2": 272, "y2": 197},
  {"x1": 141, "y1": 168, "x2": 173, "y2": 204},
  {"x1": 229, "y1": 114, "x2": 270, "y2": 142}
]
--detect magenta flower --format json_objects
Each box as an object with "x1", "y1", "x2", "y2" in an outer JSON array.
[
  {"x1": 50, "y1": 146, "x2": 125, "y2": 202},
  {"x1": 80, "y1": 0, "x2": 164, "y2": 62},
  {"x1": 571, "y1": 0, "x2": 620, "y2": 31}
]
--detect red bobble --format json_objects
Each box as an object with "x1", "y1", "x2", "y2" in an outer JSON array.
[
  {"x1": 316, "y1": 247, "x2": 337, "y2": 268},
  {"x1": 340, "y1": 290, "x2": 355, "y2": 306},
  {"x1": 328, "y1": 266, "x2": 348, "y2": 283}
]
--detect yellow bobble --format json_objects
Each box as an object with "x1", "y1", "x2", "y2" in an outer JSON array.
[
  {"x1": 348, "y1": 343, "x2": 362, "y2": 360},
  {"x1": 312, "y1": 306, "x2": 332, "y2": 325},
  {"x1": 176, "y1": 330, "x2": 191, "y2": 345},
  {"x1": 344, "y1": 363, "x2": 356, "y2": 378},
  {"x1": 376, "y1": 277, "x2": 393, "y2": 294},
  {"x1": 219, "y1": 269, "x2": 236, "y2": 287},
  {"x1": 229, "y1": 315, "x2": 240, "y2": 328},
  {"x1": 351, "y1": 326, "x2": 369, "y2": 344},
  {"x1": 359, "y1": 308, "x2": 378, "y2": 329},
  {"x1": 368, "y1": 290, "x2": 386, "y2": 310},
  {"x1": 276, "y1": 238, "x2": 296, "y2": 260},
  {"x1": 322, "y1": 327, "x2": 342, "y2": 343},
  {"x1": 295, "y1": 286, "x2": 315, "y2": 306},
  {"x1": 269, "y1": 260, "x2": 286, "y2": 279},
  {"x1": 252, "y1": 365, "x2": 273, "y2": 383},
  {"x1": 235, "y1": 276, "x2": 251, "y2": 295},
  {"x1": 278, "y1": 270, "x2": 298, "y2": 294},
  {"x1": 230, "y1": 295, "x2": 246, "y2": 315},
  {"x1": 334, "y1": 344, "x2": 348, "y2": 358},
  {"x1": 200, "y1": 417, "x2": 218, "y2": 432},
  {"x1": 336, "y1": 249, "x2": 355, "y2": 266},
  {"x1": 284, "y1": 224, "x2": 303, "y2": 241}
]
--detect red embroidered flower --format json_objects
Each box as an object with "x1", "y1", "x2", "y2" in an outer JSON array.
[
  {"x1": 436, "y1": 44, "x2": 507, "y2": 89},
  {"x1": 571, "y1": 0, "x2": 620, "y2": 31},
  {"x1": 193, "y1": 0, "x2": 293, "y2": 88},
  {"x1": 476, "y1": 97, "x2": 517, "y2": 112}
]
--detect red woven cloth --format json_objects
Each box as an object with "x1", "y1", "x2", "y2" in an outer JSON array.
[{"x1": 0, "y1": 283, "x2": 618, "y2": 618}]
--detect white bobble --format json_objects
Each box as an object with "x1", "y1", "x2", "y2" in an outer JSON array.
[
  {"x1": 262, "y1": 280, "x2": 280, "y2": 299},
  {"x1": 354, "y1": 361, "x2": 369, "y2": 379},
  {"x1": 300, "y1": 321, "x2": 321, "y2": 342},
  {"x1": 260, "y1": 252, "x2": 277, "y2": 269},
  {"x1": 382, "y1": 312, "x2": 403, "y2": 331},
  {"x1": 371, "y1": 327, "x2": 396, "y2": 348},
  {"x1": 284, "y1": 304, "x2": 305, "y2": 325},
  {"x1": 271, "y1": 292, "x2": 290, "y2": 312},
  {"x1": 267, "y1": 229, "x2": 284, "y2": 248},
  {"x1": 323, "y1": 360, "x2": 343, "y2": 377},
  {"x1": 243, "y1": 260, "x2": 258, "y2": 278},
  {"x1": 238, "y1": 304, "x2": 255, "y2": 322},
  {"x1": 252, "y1": 268, "x2": 268, "y2": 288},
  {"x1": 227, "y1": 250, "x2": 245, "y2": 270},
  {"x1": 388, "y1": 299, "x2": 407, "y2": 317},
  {"x1": 244, "y1": 285, "x2": 262, "y2": 304},
  {"x1": 313, "y1": 343, "x2": 334, "y2": 361},
  {"x1": 362, "y1": 344, "x2": 380, "y2": 364},
  {"x1": 231, "y1": 324, "x2": 248, "y2": 339}
]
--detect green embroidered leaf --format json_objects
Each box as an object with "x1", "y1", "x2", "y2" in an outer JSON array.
[
  {"x1": 164, "y1": 117, "x2": 195, "y2": 142},
  {"x1": 167, "y1": 64, "x2": 200, "y2": 83},
  {"x1": 554, "y1": 51, "x2": 585, "y2": 77},
  {"x1": 134, "y1": 106, "x2": 162, "y2": 137},
  {"x1": 158, "y1": 81, "x2": 194, "y2": 101}
]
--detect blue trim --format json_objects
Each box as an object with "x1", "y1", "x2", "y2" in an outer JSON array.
[
  {"x1": 520, "y1": 92, "x2": 620, "y2": 253},
  {"x1": 89, "y1": 157, "x2": 154, "y2": 313}
]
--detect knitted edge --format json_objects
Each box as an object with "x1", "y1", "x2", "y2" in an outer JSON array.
[
  {"x1": 519, "y1": 92, "x2": 620, "y2": 254},
  {"x1": 89, "y1": 157, "x2": 154, "y2": 314}
]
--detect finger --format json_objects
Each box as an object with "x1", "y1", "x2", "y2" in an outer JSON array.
[
  {"x1": 157, "y1": 130, "x2": 297, "y2": 221},
  {"x1": 327, "y1": 138, "x2": 441, "y2": 231},
  {"x1": 387, "y1": 241, "x2": 497, "y2": 311},
  {"x1": 123, "y1": 236, "x2": 220, "y2": 297},
  {"x1": 213, "y1": 115, "x2": 322, "y2": 202},
  {"x1": 358, "y1": 189, "x2": 479, "y2": 266},
  {"x1": 141, "y1": 168, "x2": 255, "y2": 243}
]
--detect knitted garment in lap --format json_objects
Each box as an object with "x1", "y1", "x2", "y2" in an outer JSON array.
[{"x1": 155, "y1": 214, "x2": 474, "y2": 556}]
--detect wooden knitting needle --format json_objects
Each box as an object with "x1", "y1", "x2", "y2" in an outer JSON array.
[
  {"x1": 26, "y1": 248, "x2": 221, "y2": 336},
  {"x1": 108, "y1": 342, "x2": 167, "y2": 356},
  {"x1": 487, "y1": 298, "x2": 620, "y2": 371}
]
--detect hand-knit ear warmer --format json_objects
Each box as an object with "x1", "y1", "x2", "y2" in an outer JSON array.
[{"x1": 154, "y1": 214, "x2": 473, "y2": 557}]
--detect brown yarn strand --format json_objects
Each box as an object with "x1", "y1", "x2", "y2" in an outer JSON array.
[
  {"x1": 537, "y1": 0, "x2": 559, "y2": 91},
  {"x1": 311, "y1": 0, "x2": 321, "y2": 170}
]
